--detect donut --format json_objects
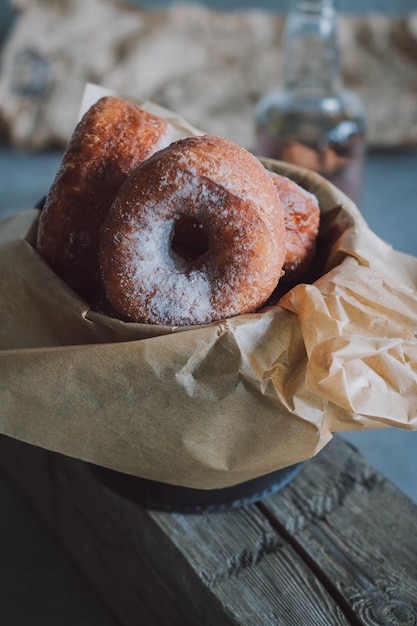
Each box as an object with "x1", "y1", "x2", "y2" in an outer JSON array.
[
  {"x1": 269, "y1": 172, "x2": 320, "y2": 282},
  {"x1": 100, "y1": 135, "x2": 286, "y2": 326},
  {"x1": 36, "y1": 96, "x2": 173, "y2": 298},
  {"x1": 170, "y1": 215, "x2": 210, "y2": 262}
]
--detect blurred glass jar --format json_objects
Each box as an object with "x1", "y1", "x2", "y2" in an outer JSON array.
[{"x1": 255, "y1": 0, "x2": 366, "y2": 206}]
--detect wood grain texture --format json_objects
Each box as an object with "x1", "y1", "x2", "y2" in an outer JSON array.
[
  {"x1": 262, "y1": 437, "x2": 417, "y2": 626},
  {"x1": 0, "y1": 435, "x2": 350, "y2": 625},
  {"x1": 1, "y1": 433, "x2": 416, "y2": 625}
]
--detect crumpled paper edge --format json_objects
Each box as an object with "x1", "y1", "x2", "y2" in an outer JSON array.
[{"x1": 0, "y1": 85, "x2": 416, "y2": 489}]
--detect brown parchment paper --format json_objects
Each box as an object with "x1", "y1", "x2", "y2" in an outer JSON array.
[{"x1": 1, "y1": 86, "x2": 417, "y2": 489}]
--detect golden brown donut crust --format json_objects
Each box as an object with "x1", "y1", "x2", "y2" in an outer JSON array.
[
  {"x1": 100, "y1": 135, "x2": 286, "y2": 326},
  {"x1": 36, "y1": 96, "x2": 172, "y2": 298},
  {"x1": 270, "y1": 172, "x2": 320, "y2": 283}
]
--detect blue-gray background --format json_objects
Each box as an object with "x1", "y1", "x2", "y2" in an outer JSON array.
[
  {"x1": 0, "y1": 2, "x2": 416, "y2": 624},
  {"x1": 1, "y1": 0, "x2": 417, "y2": 40}
]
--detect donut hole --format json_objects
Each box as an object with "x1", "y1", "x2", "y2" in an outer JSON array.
[{"x1": 171, "y1": 216, "x2": 209, "y2": 262}]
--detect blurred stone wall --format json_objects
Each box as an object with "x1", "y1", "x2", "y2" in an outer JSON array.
[{"x1": 0, "y1": 0, "x2": 416, "y2": 150}]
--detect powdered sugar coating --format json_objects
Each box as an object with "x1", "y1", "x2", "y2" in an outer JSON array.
[
  {"x1": 36, "y1": 96, "x2": 173, "y2": 298},
  {"x1": 100, "y1": 136, "x2": 286, "y2": 326},
  {"x1": 269, "y1": 172, "x2": 320, "y2": 282}
]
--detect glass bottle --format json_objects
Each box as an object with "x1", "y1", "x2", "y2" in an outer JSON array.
[{"x1": 255, "y1": 0, "x2": 366, "y2": 206}]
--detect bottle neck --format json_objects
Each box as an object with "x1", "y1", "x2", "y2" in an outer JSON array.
[{"x1": 282, "y1": 0, "x2": 342, "y2": 97}]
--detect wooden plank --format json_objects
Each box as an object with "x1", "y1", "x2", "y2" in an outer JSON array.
[
  {"x1": 151, "y1": 504, "x2": 352, "y2": 625},
  {"x1": 2, "y1": 434, "x2": 417, "y2": 624},
  {"x1": 261, "y1": 436, "x2": 417, "y2": 626},
  {"x1": 0, "y1": 434, "x2": 352, "y2": 625}
]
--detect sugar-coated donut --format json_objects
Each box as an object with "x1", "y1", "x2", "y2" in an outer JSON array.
[
  {"x1": 36, "y1": 96, "x2": 173, "y2": 298},
  {"x1": 270, "y1": 172, "x2": 320, "y2": 282},
  {"x1": 100, "y1": 135, "x2": 286, "y2": 326}
]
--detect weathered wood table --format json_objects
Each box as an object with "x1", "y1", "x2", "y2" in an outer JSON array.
[{"x1": 0, "y1": 433, "x2": 415, "y2": 625}]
